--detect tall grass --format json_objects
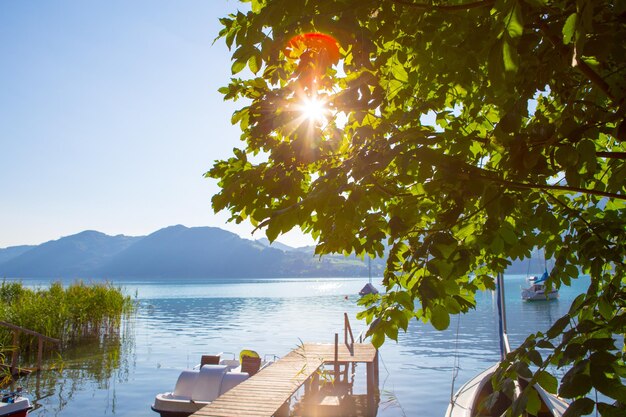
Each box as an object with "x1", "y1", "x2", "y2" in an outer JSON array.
[{"x1": 0, "y1": 280, "x2": 134, "y2": 351}]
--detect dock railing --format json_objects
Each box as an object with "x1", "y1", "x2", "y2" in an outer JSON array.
[
  {"x1": 0, "y1": 321, "x2": 61, "y2": 374},
  {"x1": 344, "y1": 312, "x2": 355, "y2": 353},
  {"x1": 334, "y1": 313, "x2": 361, "y2": 382}
]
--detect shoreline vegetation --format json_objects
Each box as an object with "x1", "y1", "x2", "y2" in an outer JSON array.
[{"x1": 0, "y1": 280, "x2": 134, "y2": 369}]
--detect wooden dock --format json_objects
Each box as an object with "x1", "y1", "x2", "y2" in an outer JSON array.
[
  {"x1": 192, "y1": 342, "x2": 379, "y2": 417},
  {"x1": 0, "y1": 320, "x2": 60, "y2": 375}
]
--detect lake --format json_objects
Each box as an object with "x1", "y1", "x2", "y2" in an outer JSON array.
[{"x1": 11, "y1": 275, "x2": 589, "y2": 417}]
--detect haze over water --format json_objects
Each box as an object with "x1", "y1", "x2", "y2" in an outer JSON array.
[{"x1": 13, "y1": 275, "x2": 589, "y2": 417}]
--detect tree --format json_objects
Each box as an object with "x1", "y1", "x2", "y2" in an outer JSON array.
[{"x1": 208, "y1": 0, "x2": 626, "y2": 414}]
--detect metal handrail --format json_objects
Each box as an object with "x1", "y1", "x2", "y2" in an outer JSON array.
[{"x1": 356, "y1": 328, "x2": 366, "y2": 344}]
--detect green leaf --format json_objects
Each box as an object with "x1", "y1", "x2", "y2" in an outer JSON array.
[
  {"x1": 555, "y1": 144, "x2": 578, "y2": 167},
  {"x1": 430, "y1": 305, "x2": 450, "y2": 330},
  {"x1": 590, "y1": 352, "x2": 626, "y2": 399},
  {"x1": 562, "y1": 13, "x2": 578, "y2": 45},
  {"x1": 527, "y1": 349, "x2": 542, "y2": 366},
  {"x1": 597, "y1": 402, "x2": 626, "y2": 417},
  {"x1": 563, "y1": 343, "x2": 585, "y2": 363},
  {"x1": 562, "y1": 398, "x2": 595, "y2": 417},
  {"x1": 390, "y1": 60, "x2": 408, "y2": 83},
  {"x1": 499, "y1": 224, "x2": 517, "y2": 245},
  {"x1": 560, "y1": 371, "x2": 592, "y2": 398},
  {"x1": 537, "y1": 340, "x2": 554, "y2": 349},
  {"x1": 502, "y1": 39, "x2": 519, "y2": 73},
  {"x1": 384, "y1": 322, "x2": 399, "y2": 341},
  {"x1": 536, "y1": 370, "x2": 558, "y2": 394},
  {"x1": 250, "y1": 0, "x2": 263, "y2": 13},
  {"x1": 526, "y1": 388, "x2": 541, "y2": 416},
  {"x1": 248, "y1": 54, "x2": 261, "y2": 74},
  {"x1": 547, "y1": 315, "x2": 570, "y2": 338},
  {"x1": 488, "y1": 39, "x2": 505, "y2": 90},
  {"x1": 371, "y1": 329, "x2": 385, "y2": 348},
  {"x1": 569, "y1": 294, "x2": 587, "y2": 315},
  {"x1": 598, "y1": 298, "x2": 613, "y2": 320},
  {"x1": 231, "y1": 59, "x2": 247, "y2": 75},
  {"x1": 514, "y1": 362, "x2": 532, "y2": 379},
  {"x1": 506, "y1": 2, "x2": 524, "y2": 39}
]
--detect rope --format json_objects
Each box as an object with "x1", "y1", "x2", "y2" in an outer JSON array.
[
  {"x1": 378, "y1": 351, "x2": 407, "y2": 417},
  {"x1": 449, "y1": 313, "x2": 462, "y2": 405}
]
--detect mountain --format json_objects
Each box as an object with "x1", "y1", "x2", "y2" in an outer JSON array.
[
  {"x1": 0, "y1": 245, "x2": 35, "y2": 264},
  {"x1": 0, "y1": 231, "x2": 141, "y2": 278},
  {"x1": 0, "y1": 225, "x2": 377, "y2": 279},
  {"x1": 255, "y1": 238, "x2": 298, "y2": 252},
  {"x1": 97, "y1": 225, "x2": 287, "y2": 278}
]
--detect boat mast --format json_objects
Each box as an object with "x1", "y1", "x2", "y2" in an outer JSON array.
[
  {"x1": 496, "y1": 273, "x2": 510, "y2": 360},
  {"x1": 368, "y1": 256, "x2": 372, "y2": 285}
]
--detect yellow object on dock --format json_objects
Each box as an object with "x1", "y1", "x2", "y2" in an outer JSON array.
[{"x1": 192, "y1": 342, "x2": 378, "y2": 417}]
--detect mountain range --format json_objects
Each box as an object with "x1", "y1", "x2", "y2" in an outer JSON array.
[
  {"x1": 0, "y1": 225, "x2": 538, "y2": 279},
  {"x1": 0, "y1": 225, "x2": 381, "y2": 279}
]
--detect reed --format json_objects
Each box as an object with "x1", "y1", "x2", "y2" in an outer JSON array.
[{"x1": 0, "y1": 280, "x2": 134, "y2": 352}]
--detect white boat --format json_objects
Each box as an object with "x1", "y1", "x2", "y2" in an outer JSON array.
[
  {"x1": 0, "y1": 389, "x2": 32, "y2": 417},
  {"x1": 522, "y1": 271, "x2": 558, "y2": 301},
  {"x1": 446, "y1": 274, "x2": 568, "y2": 417},
  {"x1": 152, "y1": 352, "x2": 273, "y2": 417}
]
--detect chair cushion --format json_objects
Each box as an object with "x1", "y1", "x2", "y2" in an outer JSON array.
[
  {"x1": 241, "y1": 356, "x2": 262, "y2": 376},
  {"x1": 201, "y1": 355, "x2": 221, "y2": 366}
]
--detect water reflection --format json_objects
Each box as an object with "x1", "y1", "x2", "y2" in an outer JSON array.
[
  {"x1": 22, "y1": 322, "x2": 135, "y2": 417},
  {"x1": 14, "y1": 276, "x2": 589, "y2": 417}
]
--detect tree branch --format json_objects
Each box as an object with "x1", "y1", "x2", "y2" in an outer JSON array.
[
  {"x1": 537, "y1": 20, "x2": 617, "y2": 103},
  {"x1": 596, "y1": 151, "x2": 626, "y2": 159},
  {"x1": 478, "y1": 174, "x2": 626, "y2": 201},
  {"x1": 543, "y1": 192, "x2": 617, "y2": 250},
  {"x1": 390, "y1": 0, "x2": 495, "y2": 11}
]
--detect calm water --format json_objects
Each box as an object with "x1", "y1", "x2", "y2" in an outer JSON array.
[{"x1": 11, "y1": 275, "x2": 589, "y2": 417}]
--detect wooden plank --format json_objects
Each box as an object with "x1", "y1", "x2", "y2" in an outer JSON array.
[
  {"x1": 191, "y1": 342, "x2": 377, "y2": 417},
  {"x1": 0, "y1": 321, "x2": 60, "y2": 344}
]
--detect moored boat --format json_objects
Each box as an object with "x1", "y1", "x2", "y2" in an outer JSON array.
[
  {"x1": 446, "y1": 274, "x2": 568, "y2": 417},
  {"x1": 358, "y1": 282, "x2": 378, "y2": 296},
  {"x1": 522, "y1": 271, "x2": 558, "y2": 301},
  {"x1": 151, "y1": 351, "x2": 273, "y2": 417},
  {"x1": 359, "y1": 257, "x2": 379, "y2": 296},
  {"x1": 446, "y1": 362, "x2": 568, "y2": 417},
  {"x1": 0, "y1": 389, "x2": 32, "y2": 417}
]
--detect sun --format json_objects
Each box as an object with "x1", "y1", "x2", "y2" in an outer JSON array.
[
  {"x1": 301, "y1": 97, "x2": 326, "y2": 121},
  {"x1": 297, "y1": 95, "x2": 329, "y2": 124}
]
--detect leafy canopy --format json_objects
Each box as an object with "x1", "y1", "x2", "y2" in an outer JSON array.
[{"x1": 208, "y1": 0, "x2": 626, "y2": 414}]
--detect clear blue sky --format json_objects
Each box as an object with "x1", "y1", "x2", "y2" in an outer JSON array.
[{"x1": 0, "y1": 0, "x2": 312, "y2": 248}]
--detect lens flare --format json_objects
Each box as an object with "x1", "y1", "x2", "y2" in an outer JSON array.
[
  {"x1": 299, "y1": 96, "x2": 328, "y2": 123},
  {"x1": 285, "y1": 32, "x2": 340, "y2": 64}
]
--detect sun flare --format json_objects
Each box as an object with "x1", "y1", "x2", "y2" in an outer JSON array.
[{"x1": 299, "y1": 96, "x2": 328, "y2": 124}]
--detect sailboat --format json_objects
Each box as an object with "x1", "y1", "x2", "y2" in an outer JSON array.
[
  {"x1": 522, "y1": 270, "x2": 559, "y2": 301},
  {"x1": 445, "y1": 273, "x2": 568, "y2": 417},
  {"x1": 359, "y1": 256, "x2": 379, "y2": 296},
  {"x1": 522, "y1": 250, "x2": 559, "y2": 301}
]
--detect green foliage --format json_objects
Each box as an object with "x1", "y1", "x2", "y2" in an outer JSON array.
[
  {"x1": 209, "y1": 0, "x2": 626, "y2": 413},
  {"x1": 0, "y1": 280, "x2": 134, "y2": 350}
]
